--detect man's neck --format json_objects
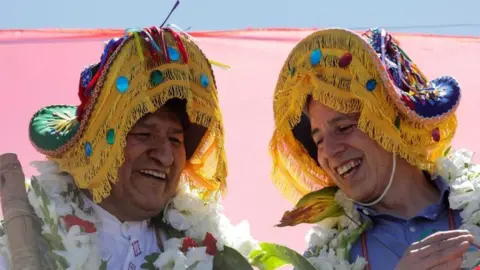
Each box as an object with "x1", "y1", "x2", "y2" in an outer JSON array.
[
  {"x1": 99, "y1": 200, "x2": 136, "y2": 223},
  {"x1": 82, "y1": 191, "x2": 147, "y2": 222},
  {"x1": 372, "y1": 160, "x2": 441, "y2": 219}
]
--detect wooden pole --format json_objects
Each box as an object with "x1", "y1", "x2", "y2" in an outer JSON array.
[{"x1": 0, "y1": 153, "x2": 47, "y2": 270}]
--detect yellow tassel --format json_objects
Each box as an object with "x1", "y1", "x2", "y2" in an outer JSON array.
[
  {"x1": 269, "y1": 28, "x2": 459, "y2": 202},
  {"x1": 53, "y1": 30, "x2": 227, "y2": 203},
  {"x1": 208, "y1": 59, "x2": 231, "y2": 70},
  {"x1": 133, "y1": 32, "x2": 145, "y2": 62}
]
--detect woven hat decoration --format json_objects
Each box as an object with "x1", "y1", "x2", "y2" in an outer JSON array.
[
  {"x1": 270, "y1": 28, "x2": 461, "y2": 203},
  {"x1": 29, "y1": 25, "x2": 228, "y2": 203}
]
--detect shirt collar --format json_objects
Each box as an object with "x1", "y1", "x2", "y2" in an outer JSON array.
[
  {"x1": 82, "y1": 194, "x2": 151, "y2": 236},
  {"x1": 355, "y1": 174, "x2": 450, "y2": 219}
]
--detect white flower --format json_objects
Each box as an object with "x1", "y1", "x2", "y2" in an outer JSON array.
[
  {"x1": 185, "y1": 247, "x2": 214, "y2": 269},
  {"x1": 436, "y1": 157, "x2": 461, "y2": 181},
  {"x1": 185, "y1": 215, "x2": 219, "y2": 241},
  {"x1": 15, "y1": 159, "x2": 261, "y2": 270},
  {"x1": 27, "y1": 189, "x2": 42, "y2": 214},
  {"x1": 192, "y1": 258, "x2": 214, "y2": 270},
  {"x1": 435, "y1": 149, "x2": 473, "y2": 182},
  {"x1": 167, "y1": 209, "x2": 194, "y2": 231},
  {"x1": 449, "y1": 190, "x2": 477, "y2": 210},
  {"x1": 30, "y1": 160, "x2": 60, "y2": 174},
  {"x1": 224, "y1": 220, "x2": 258, "y2": 257},
  {"x1": 352, "y1": 256, "x2": 368, "y2": 270},
  {"x1": 335, "y1": 191, "x2": 360, "y2": 227},
  {"x1": 41, "y1": 223, "x2": 52, "y2": 234},
  {"x1": 318, "y1": 217, "x2": 341, "y2": 230},
  {"x1": 54, "y1": 226, "x2": 99, "y2": 269},
  {"x1": 164, "y1": 237, "x2": 184, "y2": 250},
  {"x1": 306, "y1": 224, "x2": 337, "y2": 248},
  {"x1": 450, "y1": 149, "x2": 474, "y2": 169},
  {"x1": 308, "y1": 256, "x2": 334, "y2": 270},
  {"x1": 166, "y1": 193, "x2": 212, "y2": 231},
  {"x1": 460, "y1": 199, "x2": 480, "y2": 225},
  {"x1": 154, "y1": 249, "x2": 187, "y2": 270},
  {"x1": 53, "y1": 201, "x2": 73, "y2": 217}
]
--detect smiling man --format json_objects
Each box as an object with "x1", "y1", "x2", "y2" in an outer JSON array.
[
  {"x1": 98, "y1": 101, "x2": 189, "y2": 224},
  {"x1": 269, "y1": 28, "x2": 480, "y2": 269},
  {"x1": 0, "y1": 25, "x2": 258, "y2": 270}
]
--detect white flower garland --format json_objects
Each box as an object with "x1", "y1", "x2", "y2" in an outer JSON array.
[
  {"x1": 304, "y1": 149, "x2": 480, "y2": 270},
  {"x1": 0, "y1": 160, "x2": 258, "y2": 270}
]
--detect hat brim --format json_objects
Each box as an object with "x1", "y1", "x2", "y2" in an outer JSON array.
[
  {"x1": 29, "y1": 102, "x2": 207, "y2": 161},
  {"x1": 29, "y1": 105, "x2": 80, "y2": 156}
]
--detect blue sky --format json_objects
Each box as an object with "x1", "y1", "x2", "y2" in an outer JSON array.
[{"x1": 1, "y1": 0, "x2": 480, "y2": 36}]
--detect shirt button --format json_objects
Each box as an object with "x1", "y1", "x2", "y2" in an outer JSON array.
[
  {"x1": 409, "y1": 226, "x2": 416, "y2": 232},
  {"x1": 121, "y1": 223, "x2": 129, "y2": 237}
]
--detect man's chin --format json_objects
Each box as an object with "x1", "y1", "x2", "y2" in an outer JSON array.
[
  {"x1": 129, "y1": 200, "x2": 166, "y2": 220},
  {"x1": 127, "y1": 189, "x2": 167, "y2": 209}
]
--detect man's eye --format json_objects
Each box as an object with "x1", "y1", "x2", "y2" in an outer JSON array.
[
  {"x1": 169, "y1": 137, "x2": 183, "y2": 144},
  {"x1": 131, "y1": 133, "x2": 150, "y2": 138},
  {"x1": 315, "y1": 138, "x2": 323, "y2": 146},
  {"x1": 338, "y1": 124, "x2": 356, "y2": 133}
]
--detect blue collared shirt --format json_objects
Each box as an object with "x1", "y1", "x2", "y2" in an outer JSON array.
[{"x1": 349, "y1": 177, "x2": 462, "y2": 269}]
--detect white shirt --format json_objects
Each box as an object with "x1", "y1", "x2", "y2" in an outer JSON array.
[
  {"x1": 87, "y1": 197, "x2": 164, "y2": 270},
  {"x1": 0, "y1": 197, "x2": 166, "y2": 270}
]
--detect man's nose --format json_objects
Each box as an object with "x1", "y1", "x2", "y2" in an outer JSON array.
[
  {"x1": 148, "y1": 138, "x2": 174, "y2": 167},
  {"x1": 322, "y1": 134, "x2": 345, "y2": 159}
]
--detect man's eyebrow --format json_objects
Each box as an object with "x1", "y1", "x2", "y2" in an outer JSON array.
[
  {"x1": 327, "y1": 114, "x2": 358, "y2": 125},
  {"x1": 310, "y1": 113, "x2": 359, "y2": 137},
  {"x1": 133, "y1": 120, "x2": 154, "y2": 129},
  {"x1": 170, "y1": 127, "x2": 184, "y2": 134}
]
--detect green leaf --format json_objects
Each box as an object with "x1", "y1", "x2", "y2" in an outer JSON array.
[
  {"x1": 141, "y1": 252, "x2": 160, "y2": 270},
  {"x1": 295, "y1": 187, "x2": 339, "y2": 208},
  {"x1": 145, "y1": 252, "x2": 160, "y2": 262},
  {"x1": 337, "y1": 220, "x2": 371, "y2": 260},
  {"x1": 444, "y1": 146, "x2": 452, "y2": 156},
  {"x1": 43, "y1": 232, "x2": 64, "y2": 250},
  {"x1": 213, "y1": 246, "x2": 253, "y2": 270},
  {"x1": 47, "y1": 250, "x2": 69, "y2": 269},
  {"x1": 99, "y1": 260, "x2": 108, "y2": 270},
  {"x1": 277, "y1": 188, "x2": 344, "y2": 227},
  {"x1": 249, "y1": 242, "x2": 316, "y2": 270},
  {"x1": 30, "y1": 177, "x2": 41, "y2": 196}
]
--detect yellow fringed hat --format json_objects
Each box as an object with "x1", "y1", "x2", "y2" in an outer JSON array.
[
  {"x1": 28, "y1": 26, "x2": 228, "y2": 203},
  {"x1": 270, "y1": 28, "x2": 461, "y2": 203}
]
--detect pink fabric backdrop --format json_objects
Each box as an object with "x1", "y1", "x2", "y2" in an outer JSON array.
[{"x1": 0, "y1": 29, "x2": 479, "y2": 252}]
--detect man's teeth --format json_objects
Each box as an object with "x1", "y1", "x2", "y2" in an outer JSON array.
[
  {"x1": 336, "y1": 159, "x2": 362, "y2": 176},
  {"x1": 139, "y1": 170, "x2": 166, "y2": 179}
]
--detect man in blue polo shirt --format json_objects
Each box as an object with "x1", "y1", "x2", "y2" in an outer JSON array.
[{"x1": 268, "y1": 28, "x2": 480, "y2": 269}]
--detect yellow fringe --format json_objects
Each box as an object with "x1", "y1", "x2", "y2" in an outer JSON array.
[
  {"x1": 53, "y1": 30, "x2": 227, "y2": 203},
  {"x1": 270, "y1": 28, "x2": 458, "y2": 203}
]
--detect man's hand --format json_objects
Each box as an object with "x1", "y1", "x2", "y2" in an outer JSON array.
[{"x1": 395, "y1": 230, "x2": 474, "y2": 270}]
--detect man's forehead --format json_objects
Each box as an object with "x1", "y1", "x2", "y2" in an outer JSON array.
[
  {"x1": 136, "y1": 109, "x2": 182, "y2": 126},
  {"x1": 326, "y1": 113, "x2": 359, "y2": 123}
]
